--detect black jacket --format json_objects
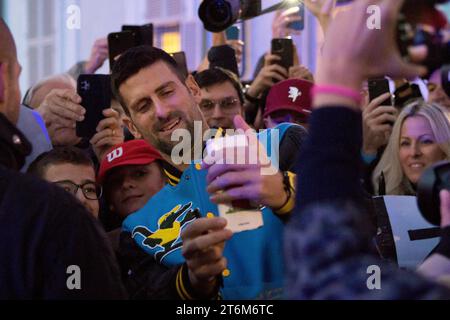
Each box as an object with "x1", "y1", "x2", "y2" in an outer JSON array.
[
  {"x1": 0, "y1": 114, "x2": 127, "y2": 299},
  {"x1": 118, "y1": 124, "x2": 309, "y2": 300}
]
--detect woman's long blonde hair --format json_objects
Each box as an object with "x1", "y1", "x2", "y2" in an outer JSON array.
[{"x1": 372, "y1": 100, "x2": 450, "y2": 195}]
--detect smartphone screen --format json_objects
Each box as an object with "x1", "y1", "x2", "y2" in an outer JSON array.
[
  {"x1": 76, "y1": 74, "x2": 112, "y2": 140},
  {"x1": 122, "y1": 23, "x2": 153, "y2": 46},
  {"x1": 171, "y1": 52, "x2": 189, "y2": 79},
  {"x1": 288, "y1": 5, "x2": 305, "y2": 31},
  {"x1": 108, "y1": 31, "x2": 137, "y2": 71},
  {"x1": 368, "y1": 78, "x2": 392, "y2": 106},
  {"x1": 226, "y1": 26, "x2": 240, "y2": 40},
  {"x1": 271, "y1": 38, "x2": 294, "y2": 71}
]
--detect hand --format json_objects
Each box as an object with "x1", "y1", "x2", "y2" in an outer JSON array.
[
  {"x1": 181, "y1": 217, "x2": 232, "y2": 295},
  {"x1": 0, "y1": 61, "x2": 21, "y2": 125},
  {"x1": 203, "y1": 115, "x2": 288, "y2": 210},
  {"x1": 90, "y1": 108, "x2": 124, "y2": 162},
  {"x1": 304, "y1": 0, "x2": 336, "y2": 33},
  {"x1": 36, "y1": 88, "x2": 85, "y2": 146},
  {"x1": 362, "y1": 93, "x2": 397, "y2": 155},
  {"x1": 289, "y1": 65, "x2": 314, "y2": 82},
  {"x1": 84, "y1": 38, "x2": 108, "y2": 74},
  {"x1": 226, "y1": 39, "x2": 244, "y2": 64},
  {"x1": 246, "y1": 54, "x2": 288, "y2": 98},
  {"x1": 440, "y1": 190, "x2": 450, "y2": 228},
  {"x1": 272, "y1": 9, "x2": 302, "y2": 38},
  {"x1": 315, "y1": 0, "x2": 427, "y2": 109}
]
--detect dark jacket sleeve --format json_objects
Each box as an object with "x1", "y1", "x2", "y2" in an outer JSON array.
[
  {"x1": 118, "y1": 232, "x2": 181, "y2": 300},
  {"x1": 279, "y1": 124, "x2": 308, "y2": 173},
  {"x1": 0, "y1": 113, "x2": 31, "y2": 170},
  {"x1": 0, "y1": 169, "x2": 126, "y2": 299},
  {"x1": 118, "y1": 232, "x2": 220, "y2": 300},
  {"x1": 296, "y1": 108, "x2": 365, "y2": 210},
  {"x1": 40, "y1": 186, "x2": 127, "y2": 299},
  {"x1": 285, "y1": 106, "x2": 450, "y2": 300}
]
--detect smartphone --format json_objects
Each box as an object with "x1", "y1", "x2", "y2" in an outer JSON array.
[
  {"x1": 208, "y1": 45, "x2": 239, "y2": 77},
  {"x1": 271, "y1": 38, "x2": 294, "y2": 72},
  {"x1": 76, "y1": 74, "x2": 112, "y2": 140},
  {"x1": 288, "y1": 4, "x2": 305, "y2": 31},
  {"x1": 171, "y1": 52, "x2": 189, "y2": 79},
  {"x1": 122, "y1": 23, "x2": 153, "y2": 46},
  {"x1": 226, "y1": 26, "x2": 240, "y2": 41},
  {"x1": 394, "y1": 82, "x2": 423, "y2": 108},
  {"x1": 108, "y1": 31, "x2": 137, "y2": 71},
  {"x1": 368, "y1": 78, "x2": 392, "y2": 106}
]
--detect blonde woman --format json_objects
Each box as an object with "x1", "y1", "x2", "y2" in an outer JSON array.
[{"x1": 372, "y1": 100, "x2": 450, "y2": 195}]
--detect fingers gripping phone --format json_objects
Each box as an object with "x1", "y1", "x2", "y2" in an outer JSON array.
[
  {"x1": 271, "y1": 38, "x2": 294, "y2": 72},
  {"x1": 287, "y1": 4, "x2": 305, "y2": 31},
  {"x1": 76, "y1": 74, "x2": 112, "y2": 140}
]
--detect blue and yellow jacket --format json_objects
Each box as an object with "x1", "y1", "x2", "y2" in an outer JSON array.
[{"x1": 122, "y1": 124, "x2": 302, "y2": 300}]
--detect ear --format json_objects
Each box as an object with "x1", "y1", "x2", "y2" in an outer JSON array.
[
  {"x1": 123, "y1": 116, "x2": 143, "y2": 139},
  {"x1": 185, "y1": 74, "x2": 202, "y2": 104}
]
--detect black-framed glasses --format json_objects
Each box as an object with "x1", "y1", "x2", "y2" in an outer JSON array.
[
  {"x1": 54, "y1": 180, "x2": 103, "y2": 200},
  {"x1": 199, "y1": 97, "x2": 240, "y2": 114}
]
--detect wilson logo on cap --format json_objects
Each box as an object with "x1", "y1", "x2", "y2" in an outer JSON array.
[
  {"x1": 288, "y1": 87, "x2": 302, "y2": 102},
  {"x1": 107, "y1": 147, "x2": 123, "y2": 163}
]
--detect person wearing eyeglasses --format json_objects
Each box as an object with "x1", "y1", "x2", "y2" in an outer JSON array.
[
  {"x1": 27, "y1": 146, "x2": 101, "y2": 218},
  {"x1": 194, "y1": 67, "x2": 245, "y2": 130}
]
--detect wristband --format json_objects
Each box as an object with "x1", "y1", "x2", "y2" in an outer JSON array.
[
  {"x1": 274, "y1": 171, "x2": 296, "y2": 215},
  {"x1": 312, "y1": 84, "x2": 362, "y2": 105}
]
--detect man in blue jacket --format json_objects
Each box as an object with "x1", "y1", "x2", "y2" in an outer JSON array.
[{"x1": 111, "y1": 46, "x2": 305, "y2": 299}]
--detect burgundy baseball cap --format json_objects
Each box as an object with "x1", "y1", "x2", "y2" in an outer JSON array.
[
  {"x1": 98, "y1": 140, "x2": 162, "y2": 184},
  {"x1": 264, "y1": 79, "x2": 314, "y2": 119}
]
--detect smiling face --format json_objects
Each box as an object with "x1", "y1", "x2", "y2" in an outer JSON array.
[
  {"x1": 399, "y1": 116, "x2": 447, "y2": 185},
  {"x1": 105, "y1": 163, "x2": 166, "y2": 218},
  {"x1": 120, "y1": 61, "x2": 206, "y2": 158}
]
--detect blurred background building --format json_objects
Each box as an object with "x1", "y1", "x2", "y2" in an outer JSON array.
[{"x1": 1, "y1": 0, "x2": 449, "y2": 92}]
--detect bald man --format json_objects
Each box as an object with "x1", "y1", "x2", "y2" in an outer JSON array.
[
  {"x1": 0, "y1": 18, "x2": 126, "y2": 299},
  {"x1": 0, "y1": 19, "x2": 52, "y2": 170},
  {"x1": 0, "y1": 19, "x2": 21, "y2": 125}
]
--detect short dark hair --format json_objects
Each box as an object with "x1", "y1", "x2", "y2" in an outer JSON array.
[
  {"x1": 194, "y1": 67, "x2": 244, "y2": 105},
  {"x1": 111, "y1": 46, "x2": 184, "y2": 116},
  {"x1": 28, "y1": 147, "x2": 94, "y2": 179}
]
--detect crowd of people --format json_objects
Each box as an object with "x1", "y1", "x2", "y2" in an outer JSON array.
[{"x1": 1, "y1": 0, "x2": 450, "y2": 300}]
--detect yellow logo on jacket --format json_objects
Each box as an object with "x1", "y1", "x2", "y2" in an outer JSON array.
[{"x1": 132, "y1": 202, "x2": 199, "y2": 263}]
